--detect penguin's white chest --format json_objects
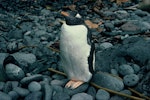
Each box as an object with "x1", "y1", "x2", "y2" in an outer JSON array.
[{"x1": 60, "y1": 23, "x2": 92, "y2": 82}]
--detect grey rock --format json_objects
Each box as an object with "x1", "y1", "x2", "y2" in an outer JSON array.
[
  {"x1": 28, "y1": 81, "x2": 41, "y2": 92},
  {"x1": 6, "y1": 41, "x2": 18, "y2": 53},
  {"x1": 99, "y1": 42, "x2": 113, "y2": 50},
  {"x1": 7, "y1": 29, "x2": 23, "y2": 39},
  {"x1": 109, "y1": 96, "x2": 124, "y2": 100},
  {"x1": 20, "y1": 74, "x2": 43, "y2": 85},
  {"x1": 8, "y1": 91, "x2": 19, "y2": 100},
  {"x1": 40, "y1": 9, "x2": 51, "y2": 16},
  {"x1": 87, "y1": 86, "x2": 96, "y2": 99},
  {"x1": 11, "y1": 81, "x2": 19, "y2": 89},
  {"x1": 35, "y1": 30, "x2": 47, "y2": 37},
  {"x1": 13, "y1": 87, "x2": 30, "y2": 97},
  {"x1": 25, "y1": 91, "x2": 42, "y2": 100},
  {"x1": 52, "y1": 92, "x2": 70, "y2": 100},
  {"x1": 43, "y1": 83, "x2": 53, "y2": 100},
  {"x1": 3, "y1": 81, "x2": 12, "y2": 93},
  {"x1": 5, "y1": 64, "x2": 25, "y2": 81},
  {"x1": 92, "y1": 72, "x2": 124, "y2": 91},
  {"x1": 130, "y1": 64, "x2": 140, "y2": 74},
  {"x1": 115, "y1": 10, "x2": 129, "y2": 19},
  {"x1": 134, "y1": 10, "x2": 148, "y2": 17},
  {"x1": 64, "y1": 83, "x2": 89, "y2": 96},
  {"x1": 52, "y1": 85, "x2": 63, "y2": 93},
  {"x1": 104, "y1": 22, "x2": 114, "y2": 31},
  {"x1": 110, "y1": 69, "x2": 118, "y2": 75},
  {"x1": 0, "y1": 82, "x2": 5, "y2": 90},
  {"x1": 123, "y1": 74, "x2": 139, "y2": 86},
  {"x1": 118, "y1": 64, "x2": 134, "y2": 76},
  {"x1": 11, "y1": 52, "x2": 36, "y2": 64},
  {"x1": 96, "y1": 89, "x2": 110, "y2": 100},
  {"x1": 0, "y1": 91, "x2": 12, "y2": 100},
  {"x1": 71, "y1": 93, "x2": 93, "y2": 100}
]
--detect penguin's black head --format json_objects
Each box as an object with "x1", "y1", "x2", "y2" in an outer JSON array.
[{"x1": 62, "y1": 11, "x2": 84, "y2": 25}]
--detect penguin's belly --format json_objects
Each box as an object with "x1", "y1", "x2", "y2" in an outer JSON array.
[{"x1": 60, "y1": 24, "x2": 92, "y2": 82}]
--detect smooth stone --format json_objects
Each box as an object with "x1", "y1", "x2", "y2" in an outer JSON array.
[
  {"x1": 92, "y1": 72, "x2": 124, "y2": 91},
  {"x1": 20, "y1": 74, "x2": 43, "y2": 85},
  {"x1": 115, "y1": 10, "x2": 129, "y2": 19},
  {"x1": 104, "y1": 22, "x2": 115, "y2": 31},
  {"x1": 3, "y1": 81, "x2": 12, "y2": 93},
  {"x1": 11, "y1": 81, "x2": 19, "y2": 89},
  {"x1": 51, "y1": 79, "x2": 67, "y2": 86},
  {"x1": 28, "y1": 81, "x2": 41, "y2": 92},
  {"x1": 24, "y1": 91, "x2": 42, "y2": 100},
  {"x1": 96, "y1": 89, "x2": 110, "y2": 100},
  {"x1": 13, "y1": 87, "x2": 30, "y2": 97},
  {"x1": 7, "y1": 29, "x2": 23, "y2": 39},
  {"x1": 130, "y1": 64, "x2": 140, "y2": 74},
  {"x1": 64, "y1": 83, "x2": 89, "y2": 96},
  {"x1": 5, "y1": 64, "x2": 25, "y2": 81},
  {"x1": 52, "y1": 85, "x2": 63, "y2": 93},
  {"x1": 43, "y1": 83, "x2": 53, "y2": 100},
  {"x1": 71, "y1": 93, "x2": 93, "y2": 100},
  {"x1": 123, "y1": 74, "x2": 139, "y2": 86},
  {"x1": 118, "y1": 64, "x2": 134, "y2": 76},
  {"x1": 87, "y1": 86, "x2": 96, "y2": 99},
  {"x1": 6, "y1": 41, "x2": 18, "y2": 53},
  {"x1": 11, "y1": 52, "x2": 36, "y2": 64},
  {"x1": 52, "y1": 92, "x2": 70, "y2": 100},
  {"x1": 99, "y1": 42, "x2": 113, "y2": 50},
  {"x1": 8, "y1": 91, "x2": 19, "y2": 100},
  {"x1": 0, "y1": 91, "x2": 12, "y2": 100}
]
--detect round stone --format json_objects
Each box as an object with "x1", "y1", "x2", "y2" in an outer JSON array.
[
  {"x1": 118, "y1": 64, "x2": 134, "y2": 76},
  {"x1": 123, "y1": 74, "x2": 139, "y2": 86},
  {"x1": 28, "y1": 81, "x2": 41, "y2": 92},
  {"x1": 96, "y1": 89, "x2": 110, "y2": 100},
  {"x1": 71, "y1": 93, "x2": 93, "y2": 100}
]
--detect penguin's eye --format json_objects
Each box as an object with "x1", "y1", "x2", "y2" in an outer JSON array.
[{"x1": 75, "y1": 13, "x2": 82, "y2": 18}]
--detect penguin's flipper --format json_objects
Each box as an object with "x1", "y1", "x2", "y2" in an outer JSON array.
[{"x1": 65, "y1": 80, "x2": 84, "y2": 89}]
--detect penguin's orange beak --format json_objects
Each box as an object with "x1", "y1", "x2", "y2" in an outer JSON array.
[{"x1": 61, "y1": 11, "x2": 69, "y2": 17}]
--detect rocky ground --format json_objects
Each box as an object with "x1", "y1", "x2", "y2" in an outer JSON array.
[{"x1": 0, "y1": 0, "x2": 150, "y2": 100}]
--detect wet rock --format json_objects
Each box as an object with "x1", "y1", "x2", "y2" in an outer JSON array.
[
  {"x1": 13, "y1": 87, "x2": 30, "y2": 97},
  {"x1": 11, "y1": 52, "x2": 36, "y2": 64},
  {"x1": 92, "y1": 72, "x2": 124, "y2": 91},
  {"x1": 20, "y1": 74, "x2": 43, "y2": 85},
  {"x1": 8, "y1": 91, "x2": 19, "y2": 100},
  {"x1": 123, "y1": 74, "x2": 139, "y2": 86},
  {"x1": 5, "y1": 64, "x2": 25, "y2": 81},
  {"x1": 96, "y1": 89, "x2": 110, "y2": 100},
  {"x1": 43, "y1": 83, "x2": 53, "y2": 100},
  {"x1": 64, "y1": 83, "x2": 89, "y2": 96},
  {"x1": 87, "y1": 86, "x2": 96, "y2": 99},
  {"x1": 99, "y1": 42, "x2": 113, "y2": 50},
  {"x1": 28, "y1": 81, "x2": 41, "y2": 92},
  {"x1": 24, "y1": 91, "x2": 42, "y2": 100},
  {"x1": 118, "y1": 64, "x2": 134, "y2": 76},
  {"x1": 52, "y1": 92, "x2": 70, "y2": 100},
  {"x1": 0, "y1": 91, "x2": 12, "y2": 100},
  {"x1": 71, "y1": 93, "x2": 93, "y2": 100}
]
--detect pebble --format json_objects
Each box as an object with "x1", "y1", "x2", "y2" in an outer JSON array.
[
  {"x1": 99, "y1": 42, "x2": 113, "y2": 50},
  {"x1": 28, "y1": 81, "x2": 41, "y2": 92},
  {"x1": 20, "y1": 74, "x2": 43, "y2": 85},
  {"x1": 11, "y1": 52, "x2": 36, "y2": 64},
  {"x1": 42, "y1": 83, "x2": 53, "y2": 100},
  {"x1": 87, "y1": 86, "x2": 96, "y2": 99},
  {"x1": 123, "y1": 74, "x2": 139, "y2": 86},
  {"x1": 71, "y1": 93, "x2": 93, "y2": 100},
  {"x1": 5, "y1": 64, "x2": 25, "y2": 81},
  {"x1": 3, "y1": 81, "x2": 12, "y2": 93},
  {"x1": 130, "y1": 64, "x2": 140, "y2": 74},
  {"x1": 0, "y1": 91, "x2": 12, "y2": 100},
  {"x1": 0, "y1": 82, "x2": 5, "y2": 90},
  {"x1": 13, "y1": 87, "x2": 30, "y2": 97},
  {"x1": 92, "y1": 72, "x2": 124, "y2": 91},
  {"x1": 118, "y1": 64, "x2": 134, "y2": 76},
  {"x1": 8, "y1": 91, "x2": 19, "y2": 100},
  {"x1": 96, "y1": 89, "x2": 110, "y2": 100},
  {"x1": 24, "y1": 91, "x2": 42, "y2": 100},
  {"x1": 53, "y1": 92, "x2": 70, "y2": 100}
]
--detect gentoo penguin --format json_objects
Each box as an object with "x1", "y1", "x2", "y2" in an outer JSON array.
[{"x1": 60, "y1": 11, "x2": 95, "y2": 89}]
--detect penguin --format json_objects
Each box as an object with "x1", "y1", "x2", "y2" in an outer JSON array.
[{"x1": 60, "y1": 11, "x2": 95, "y2": 89}]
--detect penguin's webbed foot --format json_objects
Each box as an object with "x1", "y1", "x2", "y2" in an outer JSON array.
[{"x1": 65, "y1": 80, "x2": 84, "y2": 89}]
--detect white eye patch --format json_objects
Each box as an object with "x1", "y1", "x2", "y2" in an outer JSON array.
[{"x1": 75, "y1": 13, "x2": 82, "y2": 18}]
